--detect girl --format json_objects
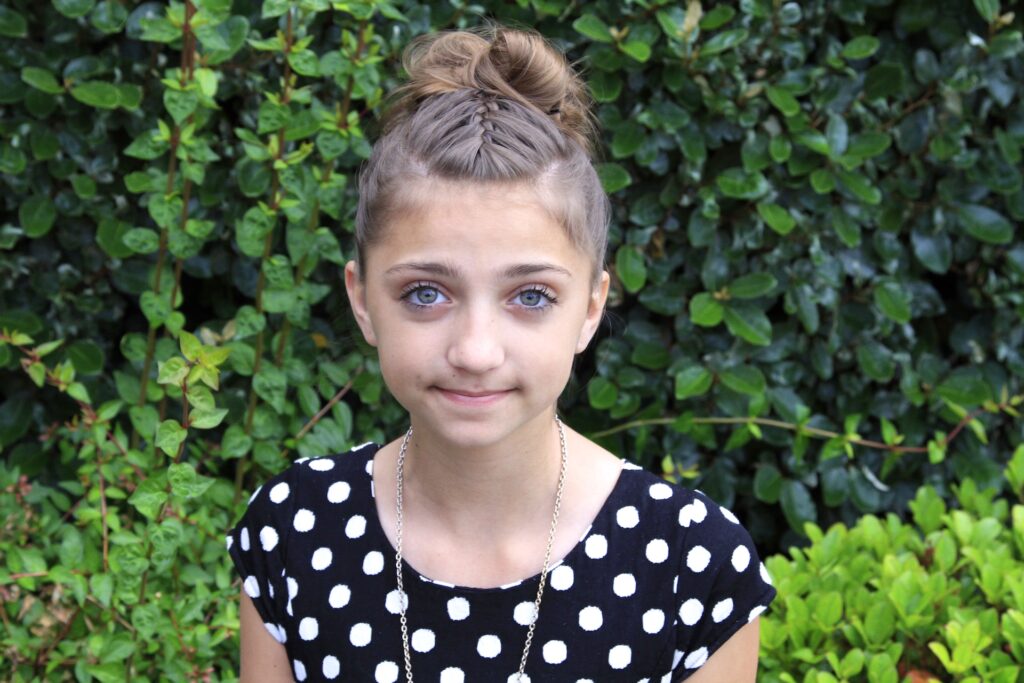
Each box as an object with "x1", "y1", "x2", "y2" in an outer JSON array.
[{"x1": 228, "y1": 22, "x2": 776, "y2": 682}]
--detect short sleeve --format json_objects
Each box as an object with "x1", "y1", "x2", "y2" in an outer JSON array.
[
  {"x1": 671, "y1": 491, "x2": 776, "y2": 680},
  {"x1": 225, "y1": 464, "x2": 298, "y2": 643}
]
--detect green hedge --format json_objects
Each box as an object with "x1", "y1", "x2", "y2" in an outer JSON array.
[
  {"x1": 1, "y1": 0, "x2": 1024, "y2": 678},
  {"x1": 759, "y1": 445, "x2": 1024, "y2": 682}
]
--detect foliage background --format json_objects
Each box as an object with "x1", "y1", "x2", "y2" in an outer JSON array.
[{"x1": 1, "y1": 0, "x2": 1022, "y2": 679}]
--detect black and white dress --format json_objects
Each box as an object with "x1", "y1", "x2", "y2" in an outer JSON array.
[{"x1": 226, "y1": 442, "x2": 776, "y2": 682}]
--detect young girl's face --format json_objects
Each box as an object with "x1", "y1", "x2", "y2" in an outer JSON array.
[{"x1": 344, "y1": 180, "x2": 609, "y2": 448}]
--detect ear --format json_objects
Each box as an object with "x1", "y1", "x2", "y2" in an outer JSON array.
[
  {"x1": 344, "y1": 260, "x2": 378, "y2": 347},
  {"x1": 576, "y1": 269, "x2": 610, "y2": 354}
]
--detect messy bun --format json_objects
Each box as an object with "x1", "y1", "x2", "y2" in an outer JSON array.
[
  {"x1": 355, "y1": 21, "x2": 610, "y2": 290},
  {"x1": 380, "y1": 22, "x2": 600, "y2": 158}
]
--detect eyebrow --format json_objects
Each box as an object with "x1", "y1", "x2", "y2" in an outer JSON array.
[{"x1": 384, "y1": 261, "x2": 574, "y2": 280}]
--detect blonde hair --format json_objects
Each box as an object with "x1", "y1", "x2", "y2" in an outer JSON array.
[{"x1": 354, "y1": 21, "x2": 610, "y2": 290}]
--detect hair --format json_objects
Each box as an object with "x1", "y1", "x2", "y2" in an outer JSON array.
[{"x1": 353, "y1": 21, "x2": 611, "y2": 292}]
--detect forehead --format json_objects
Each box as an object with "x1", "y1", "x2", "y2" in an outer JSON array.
[{"x1": 371, "y1": 180, "x2": 584, "y2": 276}]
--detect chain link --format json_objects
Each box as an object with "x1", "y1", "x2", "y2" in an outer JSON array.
[{"x1": 395, "y1": 414, "x2": 568, "y2": 683}]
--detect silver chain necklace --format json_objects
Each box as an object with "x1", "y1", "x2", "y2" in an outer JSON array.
[{"x1": 394, "y1": 414, "x2": 568, "y2": 683}]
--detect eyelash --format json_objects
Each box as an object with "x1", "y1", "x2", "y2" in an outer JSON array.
[{"x1": 399, "y1": 281, "x2": 559, "y2": 313}]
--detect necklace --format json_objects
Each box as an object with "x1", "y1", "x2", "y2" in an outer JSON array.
[{"x1": 394, "y1": 414, "x2": 568, "y2": 683}]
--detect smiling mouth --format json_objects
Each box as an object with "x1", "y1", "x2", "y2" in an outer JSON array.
[{"x1": 435, "y1": 387, "x2": 513, "y2": 405}]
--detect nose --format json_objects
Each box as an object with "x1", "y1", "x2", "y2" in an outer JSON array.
[{"x1": 446, "y1": 302, "x2": 506, "y2": 373}]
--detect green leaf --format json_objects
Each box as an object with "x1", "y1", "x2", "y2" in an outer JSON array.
[
  {"x1": 847, "y1": 131, "x2": 892, "y2": 159},
  {"x1": 825, "y1": 114, "x2": 848, "y2": 157},
  {"x1": 128, "y1": 476, "x2": 167, "y2": 521},
  {"x1": 810, "y1": 168, "x2": 835, "y2": 194},
  {"x1": 728, "y1": 273, "x2": 777, "y2": 299},
  {"x1": 189, "y1": 407, "x2": 228, "y2": 429},
  {"x1": 716, "y1": 168, "x2": 770, "y2": 200},
  {"x1": 156, "y1": 420, "x2": 186, "y2": 457},
  {"x1": 874, "y1": 282, "x2": 912, "y2": 324},
  {"x1": 864, "y1": 62, "x2": 905, "y2": 101},
  {"x1": 254, "y1": 365, "x2": 288, "y2": 413},
  {"x1": 596, "y1": 163, "x2": 631, "y2": 193},
  {"x1": 164, "y1": 89, "x2": 198, "y2": 124},
  {"x1": 753, "y1": 465, "x2": 782, "y2": 503},
  {"x1": 780, "y1": 479, "x2": 817, "y2": 535},
  {"x1": 67, "y1": 340, "x2": 103, "y2": 375},
  {"x1": 793, "y1": 130, "x2": 830, "y2": 156},
  {"x1": 573, "y1": 14, "x2": 613, "y2": 42},
  {"x1": 0, "y1": 6, "x2": 28, "y2": 37},
  {"x1": 701, "y1": 29, "x2": 748, "y2": 56},
  {"x1": 841, "y1": 35, "x2": 880, "y2": 59},
  {"x1": 720, "y1": 365, "x2": 766, "y2": 396},
  {"x1": 936, "y1": 368, "x2": 991, "y2": 406},
  {"x1": 973, "y1": 0, "x2": 999, "y2": 22},
  {"x1": 168, "y1": 462, "x2": 214, "y2": 499},
  {"x1": 956, "y1": 204, "x2": 1014, "y2": 244},
  {"x1": 20, "y1": 195, "x2": 57, "y2": 238},
  {"x1": 70, "y1": 81, "x2": 120, "y2": 109},
  {"x1": 122, "y1": 228, "x2": 159, "y2": 254},
  {"x1": 21, "y1": 67, "x2": 63, "y2": 94},
  {"x1": 769, "y1": 136, "x2": 791, "y2": 163},
  {"x1": 856, "y1": 342, "x2": 895, "y2": 382},
  {"x1": 689, "y1": 293, "x2": 724, "y2": 326},
  {"x1": 722, "y1": 304, "x2": 772, "y2": 346},
  {"x1": 835, "y1": 168, "x2": 882, "y2": 204},
  {"x1": 615, "y1": 245, "x2": 647, "y2": 293},
  {"x1": 620, "y1": 40, "x2": 651, "y2": 62},
  {"x1": 221, "y1": 424, "x2": 252, "y2": 459},
  {"x1": 587, "y1": 376, "x2": 618, "y2": 410},
  {"x1": 675, "y1": 366, "x2": 713, "y2": 400},
  {"x1": 756, "y1": 202, "x2": 796, "y2": 235},
  {"x1": 179, "y1": 331, "x2": 202, "y2": 362},
  {"x1": 53, "y1": 0, "x2": 96, "y2": 19},
  {"x1": 700, "y1": 5, "x2": 736, "y2": 30},
  {"x1": 765, "y1": 85, "x2": 800, "y2": 117}
]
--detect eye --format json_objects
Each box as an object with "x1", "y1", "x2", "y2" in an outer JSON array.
[
  {"x1": 513, "y1": 286, "x2": 559, "y2": 312},
  {"x1": 400, "y1": 282, "x2": 449, "y2": 310},
  {"x1": 398, "y1": 283, "x2": 559, "y2": 313}
]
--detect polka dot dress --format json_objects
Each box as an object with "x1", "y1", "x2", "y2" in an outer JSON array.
[{"x1": 226, "y1": 443, "x2": 776, "y2": 681}]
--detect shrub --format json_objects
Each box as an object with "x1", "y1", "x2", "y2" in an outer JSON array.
[{"x1": 758, "y1": 445, "x2": 1024, "y2": 682}]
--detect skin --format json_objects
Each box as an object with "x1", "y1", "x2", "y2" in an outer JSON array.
[{"x1": 239, "y1": 179, "x2": 760, "y2": 681}]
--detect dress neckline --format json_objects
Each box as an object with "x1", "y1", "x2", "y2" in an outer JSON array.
[{"x1": 359, "y1": 442, "x2": 630, "y2": 594}]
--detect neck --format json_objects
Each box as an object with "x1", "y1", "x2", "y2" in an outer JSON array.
[{"x1": 398, "y1": 411, "x2": 565, "y2": 538}]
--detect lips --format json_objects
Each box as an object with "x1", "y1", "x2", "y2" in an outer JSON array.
[{"x1": 439, "y1": 388, "x2": 511, "y2": 397}]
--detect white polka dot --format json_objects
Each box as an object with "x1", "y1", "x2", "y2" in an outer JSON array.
[
  {"x1": 287, "y1": 576, "x2": 298, "y2": 600},
  {"x1": 447, "y1": 597, "x2": 470, "y2": 621},
  {"x1": 550, "y1": 564, "x2": 574, "y2": 590},
  {"x1": 679, "y1": 505, "x2": 692, "y2": 528},
  {"x1": 309, "y1": 458, "x2": 335, "y2": 471},
  {"x1": 712, "y1": 598, "x2": 734, "y2": 623},
  {"x1": 720, "y1": 506, "x2": 739, "y2": 523},
  {"x1": 584, "y1": 534, "x2": 607, "y2": 559},
  {"x1": 507, "y1": 675, "x2": 530, "y2": 683},
  {"x1": 269, "y1": 482, "x2": 290, "y2": 503},
  {"x1": 264, "y1": 622, "x2": 285, "y2": 643},
  {"x1": 649, "y1": 483, "x2": 673, "y2": 500},
  {"x1": 613, "y1": 573, "x2": 636, "y2": 597},
  {"x1": 295, "y1": 457, "x2": 309, "y2": 464},
  {"x1": 240, "y1": 527, "x2": 250, "y2": 551},
  {"x1": 673, "y1": 575, "x2": 678, "y2": 593},
  {"x1": 672, "y1": 650, "x2": 684, "y2": 668},
  {"x1": 363, "y1": 551, "x2": 384, "y2": 575},
  {"x1": 543, "y1": 640, "x2": 567, "y2": 664},
  {"x1": 293, "y1": 508, "x2": 315, "y2": 532},
  {"x1": 322, "y1": 655, "x2": 340, "y2": 679},
  {"x1": 679, "y1": 598, "x2": 704, "y2": 626},
  {"x1": 345, "y1": 515, "x2": 367, "y2": 538},
  {"x1": 350, "y1": 622, "x2": 372, "y2": 647},
  {"x1": 248, "y1": 484, "x2": 263, "y2": 504},
  {"x1": 365, "y1": 458, "x2": 374, "y2": 475},
  {"x1": 243, "y1": 575, "x2": 260, "y2": 599},
  {"x1": 311, "y1": 547, "x2": 332, "y2": 571},
  {"x1": 513, "y1": 601, "x2": 537, "y2": 625},
  {"x1": 616, "y1": 505, "x2": 639, "y2": 528},
  {"x1": 684, "y1": 647, "x2": 709, "y2": 668},
  {"x1": 293, "y1": 659, "x2": 307, "y2": 681},
  {"x1": 329, "y1": 584, "x2": 350, "y2": 608},
  {"x1": 760, "y1": 561, "x2": 773, "y2": 585},
  {"x1": 646, "y1": 538, "x2": 669, "y2": 563},
  {"x1": 608, "y1": 645, "x2": 631, "y2": 669},
  {"x1": 440, "y1": 668, "x2": 465, "y2": 683},
  {"x1": 686, "y1": 545, "x2": 711, "y2": 573},
  {"x1": 690, "y1": 499, "x2": 707, "y2": 523},
  {"x1": 732, "y1": 545, "x2": 751, "y2": 572},
  {"x1": 385, "y1": 589, "x2": 408, "y2": 614},
  {"x1": 375, "y1": 661, "x2": 398, "y2": 683},
  {"x1": 642, "y1": 608, "x2": 665, "y2": 633},
  {"x1": 298, "y1": 617, "x2": 318, "y2": 640},
  {"x1": 749, "y1": 605, "x2": 767, "y2": 622},
  {"x1": 259, "y1": 526, "x2": 279, "y2": 552},
  {"x1": 327, "y1": 480, "x2": 351, "y2": 503},
  {"x1": 411, "y1": 628, "x2": 435, "y2": 652},
  {"x1": 225, "y1": 535, "x2": 233, "y2": 550},
  {"x1": 622, "y1": 460, "x2": 642, "y2": 470},
  {"x1": 578, "y1": 605, "x2": 603, "y2": 631},
  {"x1": 477, "y1": 634, "x2": 501, "y2": 658}
]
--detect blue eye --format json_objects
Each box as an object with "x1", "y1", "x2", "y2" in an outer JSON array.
[{"x1": 399, "y1": 282, "x2": 559, "y2": 313}]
